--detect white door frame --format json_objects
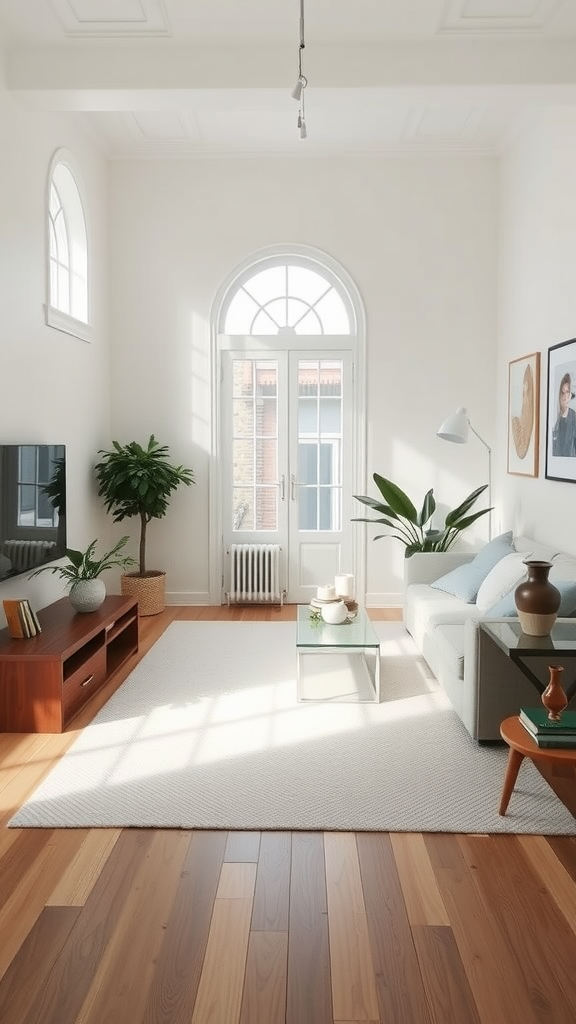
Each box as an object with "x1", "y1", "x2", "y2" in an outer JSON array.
[{"x1": 208, "y1": 244, "x2": 367, "y2": 605}]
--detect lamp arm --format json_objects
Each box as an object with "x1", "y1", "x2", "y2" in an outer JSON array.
[
  {"x1": 468, "y1": 421, "x2": 491, "y2": 454},
  {"x1": 468, "y1": 420, "x2": 492, "y2": 540}
]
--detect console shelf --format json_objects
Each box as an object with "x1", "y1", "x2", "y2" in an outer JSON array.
[{"x1": 0, "y1": 595, "x2": 139, "y2": 733}]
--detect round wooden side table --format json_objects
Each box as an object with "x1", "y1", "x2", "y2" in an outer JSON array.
[{"x1": 499, "y1": 716, "x2": 576, "y2": 815}]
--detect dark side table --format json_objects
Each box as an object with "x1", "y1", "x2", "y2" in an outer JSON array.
[{"x1": 480, "y1": 620, "x2": 576, "y2": 700}]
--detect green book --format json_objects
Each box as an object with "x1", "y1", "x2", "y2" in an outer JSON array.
[
  {"x1": 532, "y1": 732, "x2": 576, "y2": 749},
  {"x1": 520, "y1": 706, "x2": 576, "y2": 735}
]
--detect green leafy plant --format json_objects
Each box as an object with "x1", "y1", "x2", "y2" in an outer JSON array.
[
  {"x1": 353, "y1": 475, "x2": 491, "y2": 558},
  {"x1": 94, "y1": 435, "x2": 195, "y2": 576},
  {"x1": 29, "y1": 536, "x2": 136, "y2": 583}
]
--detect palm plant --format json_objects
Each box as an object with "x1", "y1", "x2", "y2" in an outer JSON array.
[{"x1": 353, "y1": 474, "x2": 491, "y2": 558}]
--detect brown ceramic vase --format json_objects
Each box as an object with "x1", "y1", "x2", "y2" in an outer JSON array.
[
  {"x1": 514, "y1": 560, "x2": 561, "y2": 637},
  {"x1": 542, "y1": 665, "x2": 567, "y2": 721}
]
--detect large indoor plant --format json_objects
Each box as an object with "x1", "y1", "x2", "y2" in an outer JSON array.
[
  {"x1": 353, "y1": 474, "x2": 491, "y2": 558},
  {"x1": 29, "y1": 536, "x2": 136, "y2": 612},
  {"x1": 94, "y1": 435, "x2": 195, "y2": 615}
]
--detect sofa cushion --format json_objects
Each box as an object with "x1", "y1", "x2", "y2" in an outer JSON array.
[
  {"x1": 434, "y1": 624, "x2": 466, "y2": 681},
  {"x1": 475, "y1": 552, "x2": 530, "y2": 614},
  {"x1": 430, "y1": 531, "x2": 515, "y2": 603},
  {"x1": 486, "y1": 579, "x2": 576, "y2": 617}
]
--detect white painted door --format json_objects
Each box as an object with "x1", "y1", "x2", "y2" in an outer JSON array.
[{"x1": 221, "y1": 347, "x2": 354, "y2": 603}]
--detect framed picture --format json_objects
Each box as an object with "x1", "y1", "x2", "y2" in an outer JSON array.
[
  {"x1": 507, "y1": 352, "x2": 540, "y2": 477},
  {"x1": 545, "y1": 337, "x2": 576, "y2": 483}
]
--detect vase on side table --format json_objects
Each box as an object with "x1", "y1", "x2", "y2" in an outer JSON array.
[
  {"x1": 542, "y1": 665, "x2": 567, "y2": 721},
  {"x1": 514, "y1": 560, "x2": 561, "y2": 637}
]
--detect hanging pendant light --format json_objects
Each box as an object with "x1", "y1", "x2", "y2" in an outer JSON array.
[{"x1": 291, "y1": 0, "x2": 308, "y2": 139}]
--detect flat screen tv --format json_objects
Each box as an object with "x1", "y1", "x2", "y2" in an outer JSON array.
[{"x1": 0, "y1": 444, "x2": 67, "y2": 582}]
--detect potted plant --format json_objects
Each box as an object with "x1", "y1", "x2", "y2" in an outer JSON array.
[
  {"x1": 353, "y1": 474, "x2": 491, "y2": 558},
  {"x1": 94, "y1": 435, "x2": 195, "y2": 615},
  {"x1": 29, "y1": 536, "x2": 136, "y2": 612}
]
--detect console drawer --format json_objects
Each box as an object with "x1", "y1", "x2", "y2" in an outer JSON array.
[{"x1": 63, "y1": 646, "x2": 107, "y2": 721}]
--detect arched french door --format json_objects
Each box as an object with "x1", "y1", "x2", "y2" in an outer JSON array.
[{"x1": 211, "y1": 248, "x2": 366, "y2": 605}]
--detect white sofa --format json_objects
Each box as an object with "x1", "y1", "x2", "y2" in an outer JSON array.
[{"x1": 403, "y1": 534, "x2": 576, "y2": 741}]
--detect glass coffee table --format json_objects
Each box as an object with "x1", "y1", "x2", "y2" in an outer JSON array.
[{"x1": 296, "y1": 605, "x2": 381, "y2": 703}]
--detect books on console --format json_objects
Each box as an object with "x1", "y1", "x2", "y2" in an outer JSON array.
[
  {"x1": 2, "y1": 599, "x2": 42, "y2": 639},
  {"x1": 519, "y1": 706, "x2": 576, "y2": 748}
]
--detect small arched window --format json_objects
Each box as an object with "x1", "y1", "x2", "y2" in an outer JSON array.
[{"x1": 45, "y1": 151, "x2": 90, "y2": 340}]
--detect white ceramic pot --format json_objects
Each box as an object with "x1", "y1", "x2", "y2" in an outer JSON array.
[
  {"x1": 320, "y1": 600, "x2": 348, "y2": 625},
  {"x1": 69, "y1": 579, "x2": 106, "y2": 613}
]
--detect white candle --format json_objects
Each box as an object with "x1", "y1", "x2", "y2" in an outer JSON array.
[
  {"x1": 334, "y1": 573, "x2": 355, "y2": 599},
  {"x1": 317, "y1": 584, "x2": 336, "y2": 601}
]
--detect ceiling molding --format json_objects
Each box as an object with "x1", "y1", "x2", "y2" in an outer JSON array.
[
  {"x1": 48, "y1": 0, "x2": 171, "y2": 38},
  {"x1": 438, "y1": 0, "x2": 564, "y2": 34}
]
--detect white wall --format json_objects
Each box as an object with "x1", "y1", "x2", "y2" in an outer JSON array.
[
  {"x1": 108, "y1": 154, "x2": 498, "y2": 604},
  {"x1": 499, "y1": 108, "x2": 576, "y2": 555},
  {"x1": 0, "y1": 48, "x2": 112, "y2": 618}
]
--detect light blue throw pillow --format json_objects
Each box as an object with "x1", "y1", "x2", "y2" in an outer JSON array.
[
  {"x1": 486, "y1": 578, "x2": 576, "y2": 618},
  {"x1": 430, "y1": 531, "x2": 515, "y2": 604}
]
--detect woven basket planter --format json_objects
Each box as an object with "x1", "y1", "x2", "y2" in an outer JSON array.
[{"x1": 121, "y1": 571, "x2": 166, "y2": 616}]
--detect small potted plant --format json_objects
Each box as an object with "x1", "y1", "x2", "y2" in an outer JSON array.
[
  {"x1": 29, "y1": 536, "x2": 136, "y2": 612},
  {"x1": 94, "y1": 435, "x2": 195, "y2": 615}
]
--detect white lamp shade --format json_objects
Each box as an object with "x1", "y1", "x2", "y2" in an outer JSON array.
[
  {"x1": 291, "y1": 77, "x2": 304, "y2": 100},
  {"x1": 437, "y1": 407, "x2": 469, "y2": 445}
]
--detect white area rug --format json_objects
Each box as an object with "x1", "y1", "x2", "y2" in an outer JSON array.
[{"x1": 9, "y1": 621, "x2": 576, "y2": 834}]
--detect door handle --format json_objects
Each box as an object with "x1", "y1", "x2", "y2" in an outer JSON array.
[
  {"x1": 279, "y1": 474, "x2": 285, "y2": 500},
  {"x1": 291, "y1": 474, "x2": 297, "y2": 500}
]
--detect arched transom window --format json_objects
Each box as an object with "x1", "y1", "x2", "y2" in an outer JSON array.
[{"x1": 220, "y1": 257, "x2": 355, "y2": 336}]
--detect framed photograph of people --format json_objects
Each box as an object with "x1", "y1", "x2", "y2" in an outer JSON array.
[
  {"x1": 507, "y1": 352, "x2": 540, "y2": 477},
  {"x1": 545, "y1": 337, "x2": 576, "y2": 483}
]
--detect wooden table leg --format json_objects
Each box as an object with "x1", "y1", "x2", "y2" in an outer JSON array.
[{"x1": 499, "y1": 748, "x2": 525, "y2": 815}]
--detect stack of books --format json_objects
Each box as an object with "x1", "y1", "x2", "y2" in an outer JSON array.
[
  {"x1": 2, "y1": 599, "x2": 42, "y2": 639},
  {"x1": 519, "y1": 706, "x2": 576, "y2": 748}
]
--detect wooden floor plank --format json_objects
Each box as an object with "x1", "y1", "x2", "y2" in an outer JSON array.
[
  {"x1": 425, "y1": 833, "x2": 553, "y2": 1024},
  {"x1": 191, "y1": 897, "x2": 254, "y2": 1024},
  {"x1": 251, "y1": 831, "x2": 291, "y2": 931},
  {"x1": 239, "y1": 930, "x2": 288, "y2": 1024},
  {"x1": 411, "y1": 925, "x2": 481, "y2": 1024},
  {"x1": 0, "y1": 906, "x2": 80, "y2": 1024},
  {"x1": 356, "y1": 832, "x2": 434, "y2": 1024},
  {"x1": 324, "y1": 831, "x2": 380, "y2": 1022},
  {"x1": 142, "y1": 830, "x2": 228, "y2": 1024},
  {"x1": 224, "y1": 830, "x2": 261, "y2": 862},
  {"x1": 74, "y1": 829, "x2": 193, "y2": 1024},
  {"x1": 390, "y1": 832, "x2": 449, "y2": 926},
  {"x1": 517, "y1": 834, "x2": 576, "y2": 937},
  {"x1": 46, "y1": 828, "x2": 121, "y2": 906},
  {"x1": 18, "y1": 829, "x2": 157, "y2": 1024},
  {"x1": 0, "y1": 827, "x2": 87, "y2": 981},
  {"x1": 286, "y1": 832, "x2": 333, "y2": 1024},
  {"x1": 459, "y1": 834, "x2": 576, "y2": 1021}
]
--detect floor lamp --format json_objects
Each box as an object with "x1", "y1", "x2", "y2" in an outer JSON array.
[{"x1": 437, "y1": 407, "x2": 492, "y2": 540}]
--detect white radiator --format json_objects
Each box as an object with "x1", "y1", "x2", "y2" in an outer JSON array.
[
  {"x1": 1, "y1": 539, "x2": 57, "y2": 572},
  {"x1": 227, "y1": 544, "x2": 283, "y2": 605}
]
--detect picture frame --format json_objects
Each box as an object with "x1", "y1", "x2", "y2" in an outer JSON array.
[
  {"x1": 507, "y1": 352, "x2": 540, "y2": 477},
  {"x1": 545, "y1": 337, "x2": 576, "y2": 483}
]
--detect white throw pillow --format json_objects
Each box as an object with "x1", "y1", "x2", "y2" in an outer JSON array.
[{"x1": 475, "y1": 552, "x2": 531, "y2": 614}]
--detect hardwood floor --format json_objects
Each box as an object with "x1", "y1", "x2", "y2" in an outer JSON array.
[{"x1": 1, "y1": 605, "x2": 576, "y2": 1024}]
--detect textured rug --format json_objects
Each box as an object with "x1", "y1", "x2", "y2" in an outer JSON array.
[{"x1": 9, "y1": 621, "x2": 575, "y2": 834}]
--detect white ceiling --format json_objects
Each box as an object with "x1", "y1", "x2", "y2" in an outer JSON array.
[{"x1": 2, "y1": 0, "x2": 576, "y2": 156}]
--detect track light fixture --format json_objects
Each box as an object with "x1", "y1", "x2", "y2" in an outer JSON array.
[{"x1": 291, "y1": 0, "x2": 308, "y2": 139}]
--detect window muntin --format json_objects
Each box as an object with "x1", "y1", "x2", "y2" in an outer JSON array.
[
  {"x1": 46, "y1": 154, "x2": 89, "y2": 337},
  {"x1": 222, "y1": 259, "x2": 353, "y2": 335}
]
